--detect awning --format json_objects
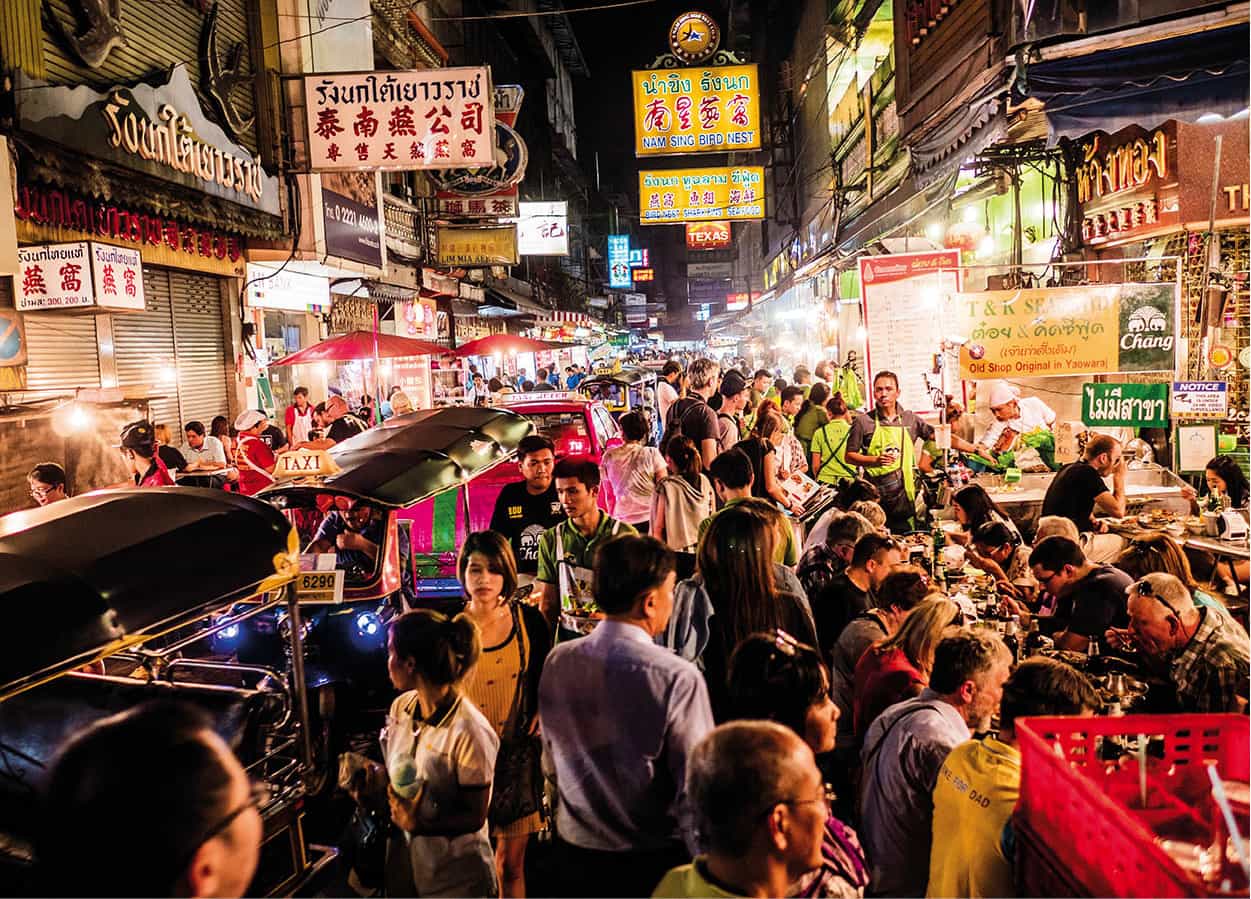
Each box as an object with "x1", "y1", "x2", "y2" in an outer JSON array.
[
  {"x1": 481, "y1": 285, "x2": 548, "y2": 319},
  {"x1": 833, "y1": 169, "x2": 959, "y2": 260},
  {"x1": 1018, "y1": 22, "x2": 1250, "y2": 140},
  {"x1": 910, "y1": 79, "x2": 1008, "y2": 188}
]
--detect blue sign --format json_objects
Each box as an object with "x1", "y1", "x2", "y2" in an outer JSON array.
[
  {"x1": 608, "y1": 235, "x2": 633, "y2": 289},
  {"x1": 0, "y1": 312, "x2": 25, "y2": 366}
]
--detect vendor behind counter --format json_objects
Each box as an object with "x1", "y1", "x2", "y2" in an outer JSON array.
[{"x1": 975, "y1": 382, "x2": 1057, "y2": 461}]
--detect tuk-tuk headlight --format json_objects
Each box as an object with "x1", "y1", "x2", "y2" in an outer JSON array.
[{"x1": 355, "y1": 611, "x2": 381, "y2": 638}]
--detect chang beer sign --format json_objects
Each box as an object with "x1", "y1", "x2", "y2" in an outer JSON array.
[
  {"x1": 1116, "y1": 283, "x2": 1177, "y2": 372},
  {"x1": 1081, "y1": 383, "x2": 1169, "y2": 428}
]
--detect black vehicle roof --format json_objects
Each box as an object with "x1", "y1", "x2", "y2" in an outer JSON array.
[
  {"x1": 0, "y1": 488, "x2": 295, "y2": 698},
  {"x1": 582, "y1": 368, "x2": 654, "y2": 387},
  {"x1": 264, "y1": 406, "x2": 534, "y2": 508}
]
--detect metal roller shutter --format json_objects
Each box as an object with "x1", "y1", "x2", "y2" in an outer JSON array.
[
  {"x1": 114, "y1": 267, "x2": 179, "y2": 430},
  {"x1": 169, "y1": 270, "x2": 230, "y2": 432},
  {"x1": 2, "y1": 274, "x2": 101, "y2": 393}
]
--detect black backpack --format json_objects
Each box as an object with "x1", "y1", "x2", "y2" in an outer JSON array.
[{"x1": 660, "y1": 396, "x2": 705, "y2": 456}]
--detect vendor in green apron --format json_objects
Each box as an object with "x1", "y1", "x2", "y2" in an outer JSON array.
[
  {"x1": 844, "y1": 371, "x2": 977, "y2": 532},
  {"x1": 537, "y1": 456, "x2": 636, "y2": 640},
  {"x1": 809, "y1": 390, "x2": 857, "y2": 486}
]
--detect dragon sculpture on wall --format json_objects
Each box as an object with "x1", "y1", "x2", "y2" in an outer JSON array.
[
  {"x1": 200, "y1": 1, "x2": 255, "y2": 140},
  {"x1": 43, "y1": 0, "x2": 128, "y2": 69}
]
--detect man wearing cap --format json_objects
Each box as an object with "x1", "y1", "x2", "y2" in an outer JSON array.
[
  {"x1": 715, "y1": 370, "x2": 749, "y2": 452},
  {"x1": 120, "y1": 421, "x2": 175, "y2": 488},
  {"x1": 233, "y1": 410, "x2": 276, "y2": 496},
  {"x1": 976, "y1": 381, "x2": 1056, "y2": 460}
]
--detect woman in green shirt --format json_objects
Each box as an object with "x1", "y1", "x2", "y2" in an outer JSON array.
[
  {"x1": 809, "y1": 391, "x2": 857, "y2": 486},
  {"x1": 792, "y1": 382, "x2": 830, "y2": 456}
]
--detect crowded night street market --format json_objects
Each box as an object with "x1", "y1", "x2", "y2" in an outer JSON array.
[{"x1": 0, "y1": 0, "x2": 1246, "y2": 897}]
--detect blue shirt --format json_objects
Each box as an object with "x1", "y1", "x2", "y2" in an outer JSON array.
[
  {"x1": 858, "y1": 689, "x2": 970, "y2": 897},
  {"x1": 539, "y1": 620, "x2": 714, "y2": 853}
]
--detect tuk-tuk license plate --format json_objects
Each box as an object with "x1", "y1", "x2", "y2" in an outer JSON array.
[{"x1": 295, "y1": 570, "x2": 345, "y2": 603}]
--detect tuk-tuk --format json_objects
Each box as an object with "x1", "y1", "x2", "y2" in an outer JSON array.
[
  {"x1": 0, "y1": 488, "x2": 333, "y2": 896},
  {"x1": 241, "y1": 407, "x2": 533, "y2": 757},
  {"x1": 579, "y1": 367, "x2": 660, "y2": 442}
]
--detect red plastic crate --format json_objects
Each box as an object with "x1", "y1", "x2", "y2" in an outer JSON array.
[{"x1": 1016, "y1": 714, "x2": 1250, "y2": 898}]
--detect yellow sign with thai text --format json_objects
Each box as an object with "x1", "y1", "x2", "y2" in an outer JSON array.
[
  {"x1": 957, "y1": 283, "x2": 1178, "y2": 379},
  {"x1": 435, "y1": 224, "x2": 519, "y2": 266},
  {"x1": 639, "y1": 166, "x2": 765, "y2": 224},
  {"x1": 631, "y1": 65, "x2": 761, "y2": 157}
]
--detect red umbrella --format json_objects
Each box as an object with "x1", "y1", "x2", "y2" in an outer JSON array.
[
  {"x1": 453, "y1": 334, "x2": 572, "y2": 357},
  {"x1": 270, "y1": 330, "x2": 447, "y2": 366}
]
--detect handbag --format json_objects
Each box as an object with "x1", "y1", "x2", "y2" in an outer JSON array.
[{"x1": 487, "y1": 602, "x2": 545, "y2": 827}]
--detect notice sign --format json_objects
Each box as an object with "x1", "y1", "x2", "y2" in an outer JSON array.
[
  {"x1": 1081, "y1": 382, "x2": 1169, "y2": 428},
  {"x1": 957, "y1": 282, "x2": 1178, "y2": 379},
  {"x1": 18, "y1": 241, "x2": 146, "y2": 312},
  {"x1": 640, "y1": 167, "x2": 765, "y2": 224},
  {"x1": 304, "y1": 67, "x2": 496, "y2": 170},
  {"x1": 1172, "y1": 381, "x2": 1228, "y2": 419},
  {"x1": 434, "y1": 224, "x2": 518, "y2": 266},
  {"x1": 859, "y1": 251, "x2": 961, "y2": 414},
  {"x1": 632, "y1": 65, "x2": 761, "y2": 156}
]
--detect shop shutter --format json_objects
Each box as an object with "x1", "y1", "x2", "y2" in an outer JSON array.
[
  {"x1": 114, "y1": 266, "x2": 179, "y2": 430},
  {"x1": 168, "y1": 270, "x2": 230, "y2": 432},
  {"x1": 2, "y1": 274, "x2": 101, "y2": 393}
]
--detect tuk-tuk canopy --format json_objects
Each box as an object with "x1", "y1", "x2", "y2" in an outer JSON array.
[
  {"x1": 580, "y1": 367, "x2": 656, "y2": 388},
  {"x1": 0, "y1": 489, "x2": 297, "y2": 697},
  {"x1": 265, "y1": 406, "x2": 534, "y2": 508}
]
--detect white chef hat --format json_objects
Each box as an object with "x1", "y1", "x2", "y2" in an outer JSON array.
[{"x1": 987, "y1": 381, "x2": 1020, "y2": 409}]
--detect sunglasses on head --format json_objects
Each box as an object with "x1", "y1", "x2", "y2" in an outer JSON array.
[{"x1": 1132, "y1": 578, "x2": 1184, "y2": 619}]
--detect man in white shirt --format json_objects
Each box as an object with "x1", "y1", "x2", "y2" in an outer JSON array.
[
  {"x1": 183, "y1": 420, "x2": 227, "y2": 471},
  {"x1": 656, "y1": 360, "x2": 682, "y2": 424},
  {"x1": 977, "y1": 381, "x2": 1056, "y2": 456}
]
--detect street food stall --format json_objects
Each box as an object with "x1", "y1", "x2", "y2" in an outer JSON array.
[
  {"x1": 0, "y1": 488, "x2": 334, "y2": 896},
  {"x1": 270, "y1": 330, "x2": 445, "y2": 412}
]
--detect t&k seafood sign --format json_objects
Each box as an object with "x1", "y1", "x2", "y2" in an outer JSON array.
[{"x1": 304, "y1": 68, "x2": 496, "y2": 171}]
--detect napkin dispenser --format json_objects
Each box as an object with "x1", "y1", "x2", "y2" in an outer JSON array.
[{"x1": 1217, "y1": 509, "x2": 1248, "y2": 542}]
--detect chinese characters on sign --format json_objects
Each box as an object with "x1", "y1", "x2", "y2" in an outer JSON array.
[
  {"x1": 434, "y1": 224, "x2": 519, "y2": 266},
  {"x1": 686, "y1": 220, "x2": 731, "y2": 249},
  {"x1": 515, "y1": 202, "x2": 569, "y2": 256},
  {"x1": 640, "y1": 167, "x2": 765, "y2": 224},
  {"x1": 608, "y1": 235, "x2": 632, "y2": 289},
  {"x1": 631, "y1": 65, "x2": 760, "y2": 156},
  {"x1": 17, "y1": 242, "x2": 146, "y2": 312},
  {"x1": 305, "y1": 68, "x2": 496, "y2": 170}
]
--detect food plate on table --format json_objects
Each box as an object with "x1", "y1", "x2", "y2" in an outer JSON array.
[{"x1": 1136, "y1": 509, "x2": 1178, "y2": 530}]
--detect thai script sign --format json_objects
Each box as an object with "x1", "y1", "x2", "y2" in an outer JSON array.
[
  {"x1": 957, "y1": 283, "x2": 1178, "y2": 379},
  {"x1": 1172, "y1": 381, "x2": 1228, "y2": 419},
  {"x1": 1076, "y1": 128, "x2": 1169, "y2": 204},
  {"x1": 1081, "y1": 383, "x2": 1169, "y2": 428},
  {"x1": 608, "y1": 235, "x2": 632, "y2": 289},
  {"x1": 434, "y1": 224, "x2": 518, "y2": 266},
  {"x1": 17, "y1": 241, "x2": 146, "y2": 312},
  {"x1": 305, "y1": 67, "x2": 496, "y2": 170},
  {"x1": 640, "y1": 166, "x2": 765, "y2": 224},
  {"x1": 631, "y1": 65, "x2": 760, "y2": 156},
  {"x1": 15, "y1": 183, "x2": 245, "y2": 265},
  {"x1": 15, "y1": 67, "x2": 280, "y2": 216},
  {"x1": 632, "y1": 268, "x2": 654, "y2": 282},
  {"x1": 687, "y1": 220, "x2": 731, "y2": 249}
]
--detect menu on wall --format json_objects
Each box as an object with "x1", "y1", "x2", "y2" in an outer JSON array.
[{"x1": 858, "y1": 250, "x2": 961, "y2": 415}]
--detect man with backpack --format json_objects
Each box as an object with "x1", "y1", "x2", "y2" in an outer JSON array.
[
  {"x1": 661, "y1": 358, "x2": 721, "y2": 469},
  {"x1": 715, "y1": 370, "x2": 749, "y2": 452}
]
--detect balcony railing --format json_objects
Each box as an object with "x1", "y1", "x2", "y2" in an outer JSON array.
[{"x1": 1009, "y1": 0, "x2": 1224, "y2": 48}]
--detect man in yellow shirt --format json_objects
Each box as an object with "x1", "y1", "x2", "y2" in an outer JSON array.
[
  {"x1": 927, "y1": 658, "x2": 1099, "y2": 898},
  {"x1": 654, "y1": 721, "x2": 827, "y2": 899}
]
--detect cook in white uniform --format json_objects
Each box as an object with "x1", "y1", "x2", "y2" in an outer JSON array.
[{"x1": 977, "y1": 381, "x2": 1057, "y2": 457}]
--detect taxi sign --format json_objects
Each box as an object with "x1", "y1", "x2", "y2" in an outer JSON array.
[
  {"x1": 295, "y1": 569, "x2": 345, "y2": 603},
  {"x1": 496, "y1": 390, "x2": 582, "y2": 405},
  {"x1": 274, "y1": 448, "x2": 340, "y2": 480}
]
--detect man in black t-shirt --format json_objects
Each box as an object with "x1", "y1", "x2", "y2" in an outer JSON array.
[
  {"x1": 489, "y1": 434, "x2": 564, "y2": 580},
  {"x1": 1041, "y1": 434, "x2": 1127, "y2": 533},
  {"x1": 1029, "y1": 535, "x2": 1132, "y2": 653},
  {"x1": 812, "y1": 532, "x2": 905, "y2": 652},
  {"x1": 301, "y1": 395, "x2": 367, "y2": 449},
  {"x1": 661, "y1": 357, "x2": 721, "y2": 468}
]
